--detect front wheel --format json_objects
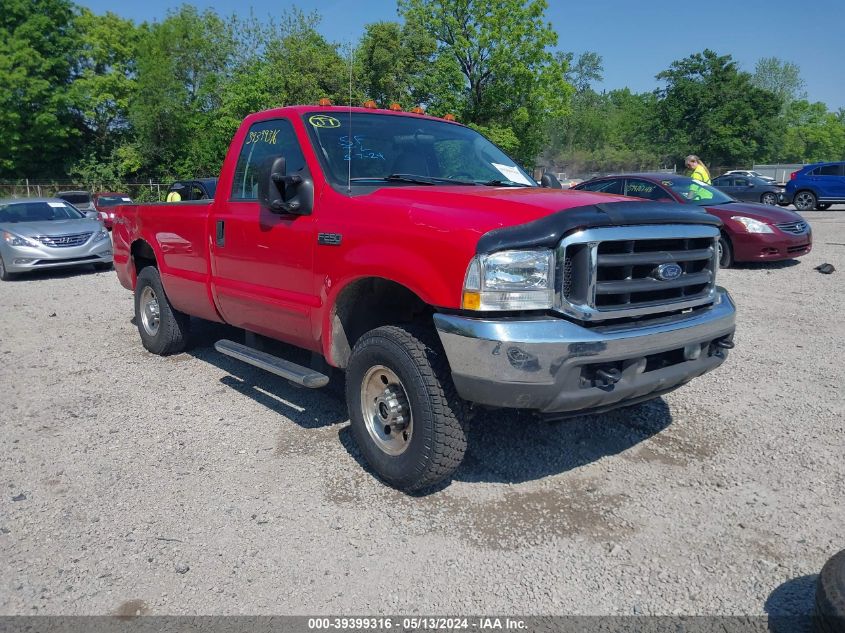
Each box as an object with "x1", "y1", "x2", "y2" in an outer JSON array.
[
  {"x1": 134, "y1": 266, "x2": 190, "y2": 355},
  {"x1": 345, "y1": 324, "x2": 467, "y2": 492},
  {"x1": 793, "y1": 190, "x2": 817, "y2": 211},
  {"x1": 761, "y1": 192, "x2": 778, "y2": 206},
  {"x1": 717, "y1": 234, "x2": 734, "y2": 268},
  {"x1": 0, "y1": 255, "x2": 17, "y2": 281}
]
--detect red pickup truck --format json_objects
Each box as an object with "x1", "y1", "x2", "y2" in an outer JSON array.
[{"x1": 113, "y1": 104, "x2": 736, "y2": 491}]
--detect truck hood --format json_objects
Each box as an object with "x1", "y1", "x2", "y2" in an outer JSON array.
[
  {"x1": 362, "y1": 186, "x2": 634, "y2": 238},
  {"x1": 0, "y1": 218, "x2": 104, "y2": 238}
]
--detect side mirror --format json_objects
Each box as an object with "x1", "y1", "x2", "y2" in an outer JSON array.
[
  {"x1": 540, "y1": 172, "x2": 563, "y2": 189},
  {"x1": 258, "y1": 156, "x2": 309, "y2": 215}
]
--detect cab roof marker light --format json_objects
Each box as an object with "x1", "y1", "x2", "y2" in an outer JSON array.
[
  {"x1": 362, "y1": 100, "x2": 377, "y2": 109},
  {"x1": 318, "y1": 98, "x2": 332, "y2": 106},
  {"x1": 389, "y1": 103, "x2": 403, "y2": 111}
]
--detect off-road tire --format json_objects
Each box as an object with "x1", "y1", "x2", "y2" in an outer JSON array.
[
  {"x1": 815, "y1": 549, "x2": 845, "y2": 633},
  {"x1": 345, "y1": 324, "x2": 468, "y2": 492},
  {"x1": 718, "y1": 233, "x2": 734, "y2": 268},
  {"x1": 134, "y1": 266, "x2": 190, "y2": 355}
]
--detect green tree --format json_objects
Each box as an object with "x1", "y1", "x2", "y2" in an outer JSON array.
[
  {"x1": 398, "y1": 0, "x2": 572, "y2": 164},
  {"x1": 0, "y1": 0, "x2": 81, "y2": 177},
  {"x1": 779, "y1": 100, "x2": 845, "y2": 162},
  {"x1": 655, "y1": 49, "x2": 780, "y2": 167},
  {"x1": 752, "y1": 56, "x2": 806, "y2": 109}
]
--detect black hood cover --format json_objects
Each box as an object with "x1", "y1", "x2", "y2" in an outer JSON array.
[{"x1": 476, "y1": 200, "x2": 721, "y2": 254}]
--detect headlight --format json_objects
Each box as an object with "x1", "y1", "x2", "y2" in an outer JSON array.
[
  {"x1": 2, "y1": 231, "x2": 36, "y2": 247},
  {"x1": 462, "y1": 250, "x2": 554, "y2": 311},
  {"x1": 731, "y1": 216, "x2": 773, "y2": 234},
  {"x1": 93, "y1": 229, "x2": 110, "y2": 242}
]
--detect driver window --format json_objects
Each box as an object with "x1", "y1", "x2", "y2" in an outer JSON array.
[{"x1": 231, "y1": 119, "x2": 306, "y2": 200}]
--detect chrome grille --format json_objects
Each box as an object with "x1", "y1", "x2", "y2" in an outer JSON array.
[
  {"x1": 35, "y1": 232, "x2": 93, "y2": 248},
  {"x1": 556, "y1": 225, "x2": 719, "y2": 321},
  {"x1": 775, "y1": 221, "x2": 809, "y2": 235}
]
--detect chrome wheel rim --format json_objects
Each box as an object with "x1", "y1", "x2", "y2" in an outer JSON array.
[
  {"x1": 139, "y1": 286, "x2": 161, "y2": 336},
  {"x1": 795, "y1": 192, "x2": 814, "y2": 210},
  {"x1": 762, "y1": 194, "x2": 776, "y2": 205},
  {"x1": 360, "y1": 365, "x2": 413, "y2": 456}
]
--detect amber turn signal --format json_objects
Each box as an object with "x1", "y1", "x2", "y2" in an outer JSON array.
[{"x1": 462, "y1": 291, "x2": 481, "y2": 310}]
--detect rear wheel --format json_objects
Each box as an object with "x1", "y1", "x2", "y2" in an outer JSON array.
[
  {"x1": 346, "y1": 324, "x2": 467, "y2": 492},
  {"x1": 718, "y1": 233, "x2": 734, "y2": 268},
  {"x1": 761, "y1": 192, "x2": 778, "y2": 206},
  {"x1": 793, "y1": 190, "x2": 817, "y2": 211},
  {"x1": 134, "y1": 266, "x2": 190, "y2": 355}
]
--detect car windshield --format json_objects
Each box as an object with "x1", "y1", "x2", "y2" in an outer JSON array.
[
  {"x1": 201, "y1": 181, "x2": 217, "y2": 197},
  {"x1": 96, "y1": 195, "x2": 132, "y2": 207},
  {"x1": 59, "y1": 193, "x2": 91, "y2": 205},
  {"x1": 668, "y1": 179, "x2": 734, "y2": 205},
  {"x1": 0, "y1": 201, "x2": 85, "y2": 222},
  {"x1": 303, "y1": 112, "x2": 536, "y2": 187}
]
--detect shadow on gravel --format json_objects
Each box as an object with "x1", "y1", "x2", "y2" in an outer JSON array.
[
  {"x1": 732, "y1": 259, "x2": 801, "y2": 270},
  {"x1": 764, "y1": 574, "x2": 818, "y2": 633},
  {"x1": 3, "y1": 264, "x2": 105, "y2": 281},
  {"x1": 186, "y1": 319, "x2": 348, "y2": 430},
  {"x1": 452, "y1": 397, "x2": 673, "y2": 485}
]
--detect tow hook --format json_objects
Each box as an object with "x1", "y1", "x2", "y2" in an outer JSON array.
[
  {"x1": 595, "y1": 367, "x2": 622, "y2": 388},
  {"x1": 714, "y1": 338, "x2": 735, "y2": 350}
]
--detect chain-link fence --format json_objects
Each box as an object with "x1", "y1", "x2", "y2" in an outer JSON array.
[{"x1": 0, "y1": 180, "x2": 171, "y2": 202}]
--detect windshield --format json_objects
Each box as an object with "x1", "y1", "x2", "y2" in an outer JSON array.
[
  {"x1": 0, "y1": 201, "x2": 85, "y2": 222},
  {"x1": 668, "y1": 179, "x2": 734, "y2": 206},
  {"x1": 58, "y1": 193, "x2": 91, "y2": 205},
  {"x1": 303, "y1": 112, "x2": 536, "y2": 187},
  {"x1": 96, "y1": 195, "x2": 132, "y2": 207}
]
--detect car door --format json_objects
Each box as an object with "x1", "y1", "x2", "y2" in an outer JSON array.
[
  {"x1": 210, "y1": 117, "x2": 317, "y2": 348},
  {"x1": 815, "y1": 164, "x2": 845, "y2": 201},
  {"x1": 712, "y1": 176, "x2": 735, "y2": 197},
  {"x1": 731, "y1": 177, "x2": 755, "y2": 201}
]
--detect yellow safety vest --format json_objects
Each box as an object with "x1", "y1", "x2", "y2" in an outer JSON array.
[
  {"x1": 689, "y1": 164, "x2": 711, "y2": 184},
  {"x1": 166, "y1": 191, "x2": 182, "y2": 202}
]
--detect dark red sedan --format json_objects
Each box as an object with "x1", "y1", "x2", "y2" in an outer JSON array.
[
  {"x1": 573, "y1": 174, "x2": 812, "y2": 267},
  {"x1": 93, "y1": 192, "x2": 133, "y2": 230}
]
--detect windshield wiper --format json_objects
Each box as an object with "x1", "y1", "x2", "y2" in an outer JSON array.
[
  {"x1": 349, "y1": 174, "x2": 477, "y2": 186},
  {"x1": 481, "y1": 179, "x2": 530, "y2": 187}
]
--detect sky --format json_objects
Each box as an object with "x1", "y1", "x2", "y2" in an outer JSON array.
[{"x1": 81, "y1": 0, "x2": 845, "y2": 110}]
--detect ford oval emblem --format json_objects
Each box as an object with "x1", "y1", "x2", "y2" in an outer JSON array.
[{"x1": 654, "y1": 263, "x2": 683, "y2": 281}]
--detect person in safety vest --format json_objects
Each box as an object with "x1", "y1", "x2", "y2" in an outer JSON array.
[
  {"x1": 166, "y1": 183, "x2": 184, "y2": 202},
  {"x1": 684, "y1": 155, "x2": 711, "y2": 184}
]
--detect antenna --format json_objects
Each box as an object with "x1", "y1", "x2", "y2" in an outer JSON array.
[{"x1": 347, "y1": 41, "x2": 353, "y2": 194}]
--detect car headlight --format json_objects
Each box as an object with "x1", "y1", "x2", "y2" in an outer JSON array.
[
  {"x1": 93, "y1": 229, "x2": 110, "y2": 242},
  {"x1": 462, "y1": 250, "x2": 554, "y2": 311},
  {"x1": 2, "y1": 231, "x2": 36, "y2": 247},
  {"x1": 731, "y1": 216, "x2": 773, "y2": 234}
]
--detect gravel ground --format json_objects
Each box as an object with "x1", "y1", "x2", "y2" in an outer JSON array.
[{"x1": 1, "y1": 209, "x2": 843, "y2": 618}]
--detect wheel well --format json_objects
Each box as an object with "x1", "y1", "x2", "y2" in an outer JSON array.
[
  {"x1": 329, "y1": 278, "x2": 429, "y2": 368},
  {"x1": 131, "y1": 239, "x2": 157, "y2": 277}
]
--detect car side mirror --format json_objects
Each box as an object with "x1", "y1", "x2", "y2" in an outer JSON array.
[
  {"x1": 540, "y1": 172, "x2": 563, "y2": 189},
  {"x1": 258, "y1": 156, "x2": 311, "y2": 215}
]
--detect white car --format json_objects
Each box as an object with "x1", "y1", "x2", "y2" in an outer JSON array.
[{"x1": 724, "y1": 170, "x2": 776, "y2": 183}]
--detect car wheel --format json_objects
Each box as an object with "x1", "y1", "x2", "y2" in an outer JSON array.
[
  {"x1": 718, "y1": 234, "x2": 734, "y2": 268},
  {"x1": 816, "y1": 549, "x2": 845, "y2": 633},
  {"x1": 761, "y1": 193, "x2": 778, "y2": 206},
  {"x1": 134, "y1": 266, "x2": 190, "y2": 355},
  {"x1": 0, "y1": 254, "x2": 17, "y2": 281},
  {"x1": 345, "y1": 324, "x2": 468, "y2": 493},
  {"x1": 793, "y1": 190, "x2": 817, "y2": 211},
  {"x1": 816, "y1": 203, "x2": 832, "y2": 211}
]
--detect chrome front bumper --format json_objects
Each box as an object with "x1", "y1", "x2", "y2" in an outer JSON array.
[{"x1": 434, "y1": 288, "x2": 736, "y2": 415}]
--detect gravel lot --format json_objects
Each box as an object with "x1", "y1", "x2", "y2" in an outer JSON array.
[{"x1": 1, "y1": 209, "x2": 843, "y2": 618}]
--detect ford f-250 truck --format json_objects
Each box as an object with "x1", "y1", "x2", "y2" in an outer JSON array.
[{"x1": 113, "y1": 104, "x2": 736, "y2": 492}]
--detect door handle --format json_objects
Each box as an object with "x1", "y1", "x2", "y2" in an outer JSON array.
[{"x1": 216, "y1": 220, "x2": 225, "y2": 247}]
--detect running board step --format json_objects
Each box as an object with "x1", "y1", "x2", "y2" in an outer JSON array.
[{"x1": 214, "y1": 339, "x2": 329, "y2": 388}]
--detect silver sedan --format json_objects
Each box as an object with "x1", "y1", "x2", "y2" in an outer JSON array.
[{"x1": 0, "y1": 197, "x2": 113, "y2": 280}]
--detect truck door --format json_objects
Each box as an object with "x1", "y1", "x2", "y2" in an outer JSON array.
[{"x1": 209, "y1": 117, "x2": 318, "y2": 349}]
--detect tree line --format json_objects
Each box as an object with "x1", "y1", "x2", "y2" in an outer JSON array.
[{"x1": 2, "y1": 0, "x2": 844, "y2": 188}]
